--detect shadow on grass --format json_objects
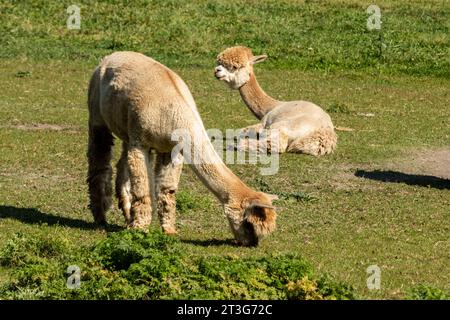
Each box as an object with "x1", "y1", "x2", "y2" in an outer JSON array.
[
  {"x1": 180, "y1": 238, "x2": 237, "y2": 247},
  {"x1": 0, "y1": 206, "x2": 123, "y2": 231},
  {"x1": 355, "y1": 170, "x2": 450, "y2": 190}
]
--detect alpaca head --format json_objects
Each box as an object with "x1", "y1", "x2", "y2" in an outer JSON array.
[
  {"x1": 224, "y1": 192, "x2": 278, "y2": 246},
  {"x1": 215, "y1": 46, "x2": 267, "y2": 89}
]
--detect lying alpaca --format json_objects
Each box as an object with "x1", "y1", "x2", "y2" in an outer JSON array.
[
  {"x1": 215, "y1": 46, "x2": 337, "y2": 156},
  {"x1": 87, "y1": 51, "x2": 277, "y2": 246}
]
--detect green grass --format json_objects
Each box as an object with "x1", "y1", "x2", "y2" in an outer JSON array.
[
  {"x1": 0, "y1": 230, "x2": 354, "y2": 299},
  {"x1": 1, "y1": 0, "x2": 449, "y2": 76},
  {"x1": 408, "y1": 285, "x2": 450, "y2": 300},
  {"x1": 0, "y1": 0, "x2": 449, "y2": 300}
]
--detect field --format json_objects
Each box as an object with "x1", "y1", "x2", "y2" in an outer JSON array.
[{"x1": 0, "y1": 0, "x2": 449, "y2": 299}]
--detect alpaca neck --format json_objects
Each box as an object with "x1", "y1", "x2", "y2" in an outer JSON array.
[
  {"x1": 239, "y1": 72, "x2": 279, "y2": 120},
  {"x1": 186, "y1": 127, "x2": 254, "y2": 205}
]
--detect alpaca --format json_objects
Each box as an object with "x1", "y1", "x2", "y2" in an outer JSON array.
[
  {"x1": 87, "y1": 51, "x2": 277, "y2": 246},
  {"x1": 214, "y1": 46, "x2": 337, "y2": 156}
]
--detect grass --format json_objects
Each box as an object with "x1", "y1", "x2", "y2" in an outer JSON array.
[
  {"x1": 0, "y1": 0, "x2": 449, "y2": 299},
  {"x1": 0, "y1": 230, "x2": 355, "y2": 299},
  {"x1": 0, "y1": 0, "x2": 449, "y2": 76}
]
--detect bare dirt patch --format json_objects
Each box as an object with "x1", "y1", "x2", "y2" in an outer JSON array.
[
  {"x1": 393, "y1": 148, "x2": 450, "y2": 180},
  {"x1": 0, "y1": 123, "x2": 80, "y2": 132},
  {"x1": 0, "y1": 170, "x2": 76, "y2": 185},
  {"x1": 334, "y1": 147, "x2": 450, "y2": 190}
]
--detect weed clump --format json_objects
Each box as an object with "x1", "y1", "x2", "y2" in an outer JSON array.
[
  {"x1": 408, "y1": 285, "x2": 450, "y2": 300},
  {"x1": 0, "y1": 232, "x2": 70, "y2": 267},
  {"x1": 0, "y1": 230, "x2": 355, "y2": 300}
]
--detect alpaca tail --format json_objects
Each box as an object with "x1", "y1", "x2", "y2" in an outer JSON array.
[
  {"x1": 87, "y1": 68, "x2": 114, "y2": 224},
  {"x1": 287, "y1": 128, "x2": 337, "y2": 156}
]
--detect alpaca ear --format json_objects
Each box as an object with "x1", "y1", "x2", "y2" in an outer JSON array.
[
  {"x1": 245, "y1": 201, "x2": 277, "y2": 236},
  {"x1": 249, "y1": 201, "x2": 275, "y2": 210},
  {"x1": 251, "y1": 55, "x2": 268, "y2": 65},
  {"x1": 264, "y1": 193, "x2": 279, "y2": 202}
]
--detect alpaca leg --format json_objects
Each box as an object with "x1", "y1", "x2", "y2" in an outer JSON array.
[
  {"x1": 264, "y1": 129, "x2": 289, "y2": 153},
  {"x1": 286, "y1": 128, "x2": 337, "y2": 156},
  {"x1": 225, "y1": 123, "x2": 263, "y2": 151},
  {"x1": 127, "y1": 145, "x2": 152, "y2": 230},
  {"x1": 239, "y1": 123, "x2": 263, "y2": 136},
  {"x1": 237, "y1": 128, "x2": 289, "y2": 154},
  {"x1": 147, "y1": 151, "x2": 158, "y2": 214},
  {"x1": 87, "y1": 66, "x2": 114, "y2": 225},
  {"x1": 236, "y1": 137, "x2": 259, "y2": 153},
  {"x1": 115, "y1": 142, "x2": 131, "y2": 224},
  {"x1": 87, "y1": 124, "x2": 114, "y2": 225},
  {"x1": 154, "y1": 152, "x2": 183, "y2": 235}
]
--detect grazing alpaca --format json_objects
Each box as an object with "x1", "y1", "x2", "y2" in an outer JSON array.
[
  {"x1": 87, "y1": 51, "x2": 277, "y2": 246},
  {"x1": 214, "y1": 46, "x2": 337, "y2": 156}
]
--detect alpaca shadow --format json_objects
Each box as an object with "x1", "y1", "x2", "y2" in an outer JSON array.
[
  {"x1": 0, "y1": 206, "x2": 123, "y2": 231},
  {"x1": 355, "y1": 170, "x2": 450, "y2": 190},
  {"x1": 180, "y1": 238, "x2": 237, "y2": 247}
]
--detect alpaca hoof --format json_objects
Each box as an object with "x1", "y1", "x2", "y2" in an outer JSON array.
[
  {"x1": 162, "y1": 227, "x2": 178, "y2": 235},
  {"x1": 127, "y1": 220, "x2": 151, "y2": 232}
]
